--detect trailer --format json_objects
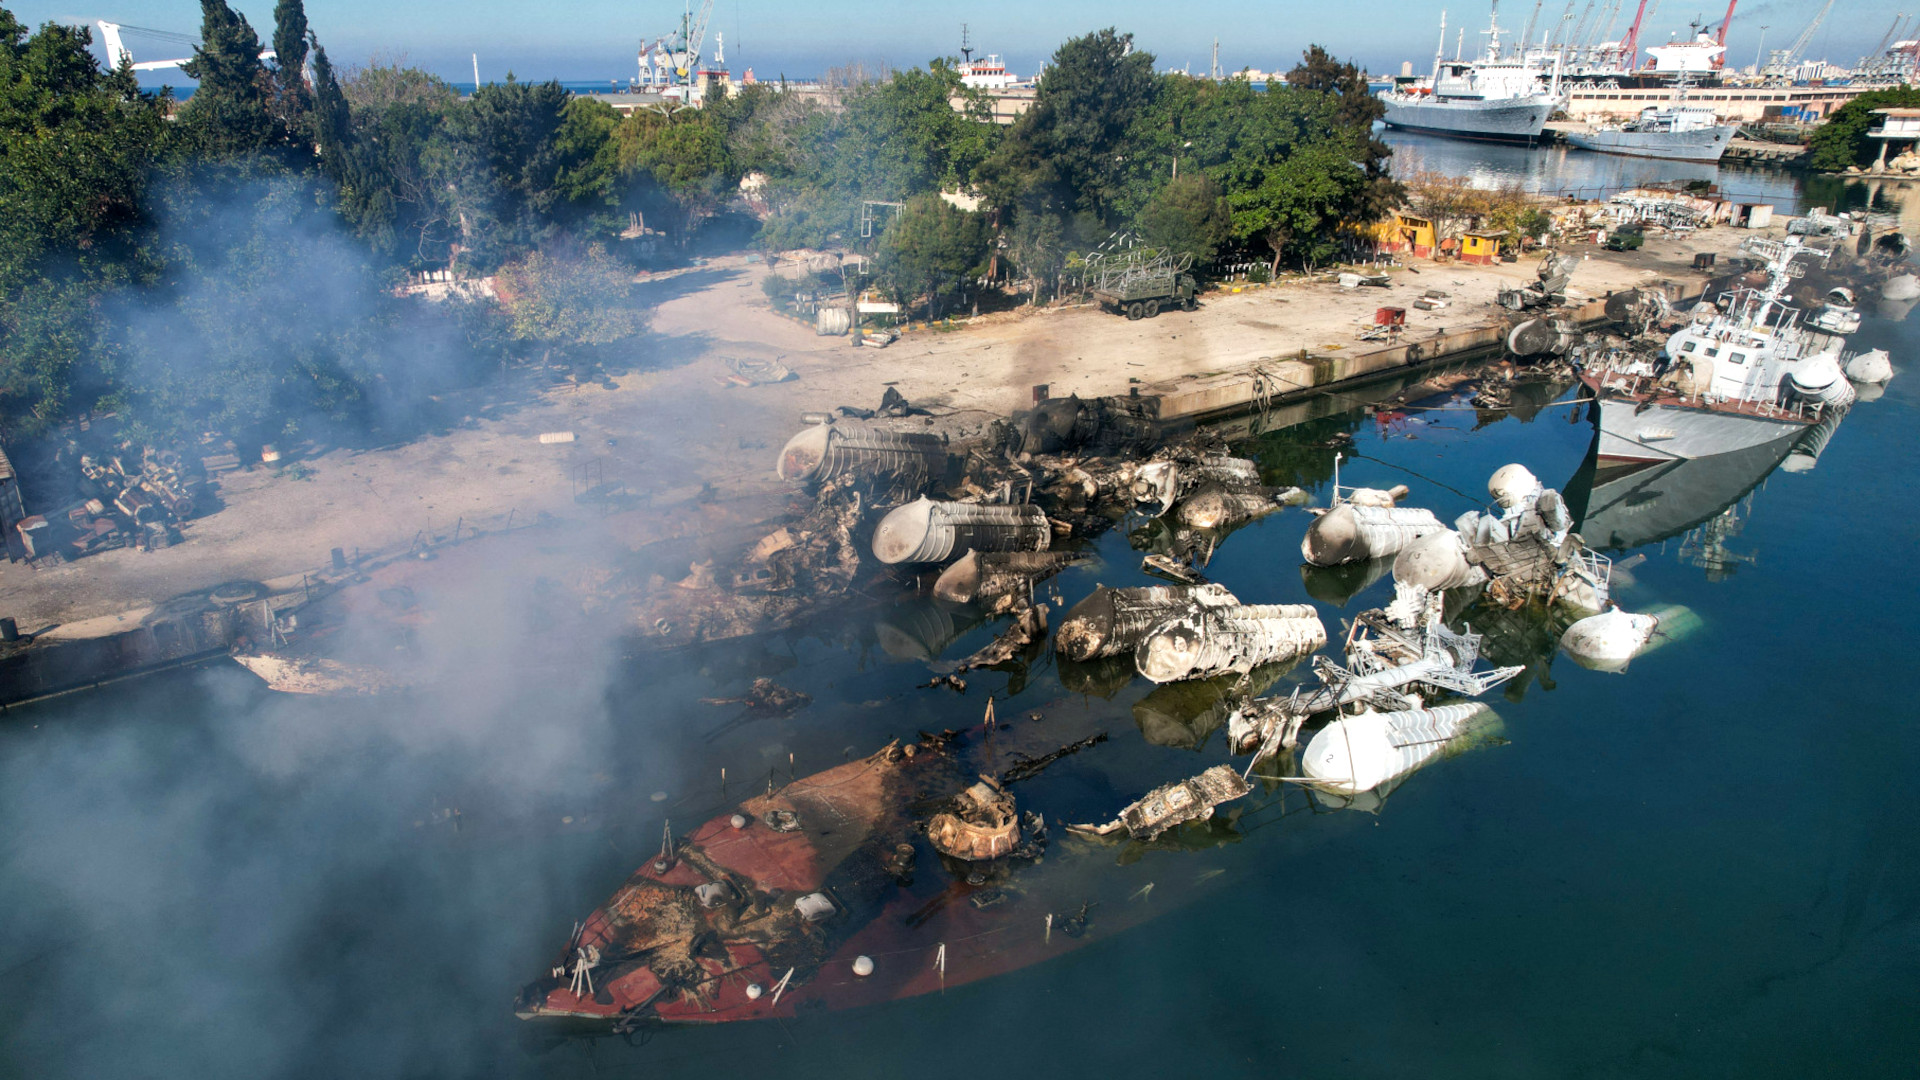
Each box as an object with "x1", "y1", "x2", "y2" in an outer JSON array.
[{"x1": 1087, "y1": 247, "x2": 1197, "y2": 320}]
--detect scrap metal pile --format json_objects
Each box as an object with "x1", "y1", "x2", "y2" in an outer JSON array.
[{"x1": 529, "y1": 371, "x2": 1692, "y2": 1035}]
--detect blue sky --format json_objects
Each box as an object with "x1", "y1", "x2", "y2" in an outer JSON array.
[{"x1": 15, "y1": 0, "x2": 1902, "y2": 85}]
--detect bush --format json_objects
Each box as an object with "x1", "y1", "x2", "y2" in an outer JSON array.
[{"x1": 1247, "y1": 263, "x2": 1272, "y2": 283}]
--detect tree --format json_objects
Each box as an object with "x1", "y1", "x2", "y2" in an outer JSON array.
[
  {"x1": 1002, "y1": 29, "x2": 1156, "y2": 221},
  {"x1": 0, "y1": 12, "x2": 166, "y2": 435},
  {"x1": 874, "y1": 194, "x2": 988, "y2": 316},
  {"x1": 1808, "y1": 87, "x2": 1920, "y2": 171},
  {"x1": 178, "y1": 0, "x2": 280, "y2": 156},
  {"x1": 615, "y1": 109, "x2": 732, "y2": 241},
  {"x1": 1228, "y1": 144, "x2": 1366, "y2": 271},
  {"x1": 1138, "y1": 173, "x2": 1229, "y2": 265},
  {"x1": 428, "y1": 75, "x2": 575, "y2": 269},
  {"x1": 494, "y1": 243, "x2": 648, "y2": 371},
  {"x1": 269, "y1": 0, "x2": 309, "y2": 113}
]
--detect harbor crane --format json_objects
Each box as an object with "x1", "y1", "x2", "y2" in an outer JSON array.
[
  {"x1": 1764, "y1": 0, "x2": 1835, "y2": 76},
  {"x1": 96, "y1": 19, "x2": 275, "y2": 72},
  {"x1": 1710, "y1": 0, "x2": 1736, "y2": 68}
]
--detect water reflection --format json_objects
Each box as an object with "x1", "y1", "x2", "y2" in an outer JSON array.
[
  {"x1": 1384, "y1": 128, "x2": 1803, "y2": 206},
  {"x1": 1299, "y1": 556, "x2": 1396, "y2": 607},
  {"x1": 1131, "y1": 661, "x2": 1297, "y2": 752}
]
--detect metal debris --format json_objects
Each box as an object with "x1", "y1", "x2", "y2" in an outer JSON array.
[
  {"x1": 699, "y1": 677, "x2": 812, "y2": 716},
  {"x1": 950, "y1": 603, "x2": 1048, "y2": 674},
  {"x1": 926, "y1": 775, "x2": 1021, "y2": 860},
  {"x1": 1300, "y1": 702, "x2": 1497, "y2": 796},
  {"x1": 998, "y1": 732, "x2": 1109, "y2": 785},
  {"x1": 932, "y1": 550, "x2": 1088, "y2": 611},
  {"x1": 1171, "y1": 482, "x2": 1306, "y2": 530},
  {"x1": 777, "y1": 424, "x2": 949, "y2": 486},
  {"x1": 871, "y1": 498, "x2": 1052, "y2": 565},
  {"x1": 1134, "y1": 603, "x2": 1326, "y2": 684},
  {"x1": 1068, "y1": 765, "x2": 1252, "y2": 841},
  {"x1": 1302, "y1": 503, "x2": 1446, "y2": 566},
  {"x1": 1054, "y1": 583, "x2": 1239, "y2": 662}
]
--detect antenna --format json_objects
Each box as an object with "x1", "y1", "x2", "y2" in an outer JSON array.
[{"x1": 961, "y1": 22, "x2": 973, "y2": 63}]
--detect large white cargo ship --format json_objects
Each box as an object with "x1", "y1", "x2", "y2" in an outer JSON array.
[{"x1": 1382, "y1": 6, "x2": 1563, "y2": 145}]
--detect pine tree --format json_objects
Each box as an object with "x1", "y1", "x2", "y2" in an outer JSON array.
[
  {"x1": 179, "y1": 0, "x2": 276, "y2": 155},
  {"x1": 271, "y1": 0, "x2": 311, "y2": 111}
]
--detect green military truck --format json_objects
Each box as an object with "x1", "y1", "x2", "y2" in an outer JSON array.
[{"x1": 1088, "y1": 248, "x2": 1198, "y2": 320}]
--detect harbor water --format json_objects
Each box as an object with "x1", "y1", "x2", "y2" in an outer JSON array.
[
  {"x1": 4, "y1": 179, "x2": 1919, "y2": 1079},
  {"x1": 1384, "y1": 126, "x2": 1812, "y2": 208}
]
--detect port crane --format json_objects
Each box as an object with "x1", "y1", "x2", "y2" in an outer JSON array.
[
  {"x1": 635, "y1": 0, "x2": 716, "y2": 91},
  {"x1": 1710, "y1": 0, "x2": 1736, "y2": 68},
  {"x1": 95, "y1": 19, "x2": 276, "y2": 72},
  {"x1": 1763, "y1": 0, "x2": 1835, "y2": 76}
]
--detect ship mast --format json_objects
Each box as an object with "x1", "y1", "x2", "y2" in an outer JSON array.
[{"x1": 1432, "y1": 9, "x2": 1449, "y2": 84}]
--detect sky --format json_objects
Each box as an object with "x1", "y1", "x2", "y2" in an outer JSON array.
[{"x1": 18, "y1": 0, "x2": 1909, "y2": 85}]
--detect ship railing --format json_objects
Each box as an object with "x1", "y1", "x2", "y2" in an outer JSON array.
[{"x1": 1570, "y1": 548, "x2": 1612, "y2": 595}]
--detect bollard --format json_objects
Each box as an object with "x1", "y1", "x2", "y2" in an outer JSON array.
[{"x1": 0, "y1": 617, "x2": 16, "y2": 642}]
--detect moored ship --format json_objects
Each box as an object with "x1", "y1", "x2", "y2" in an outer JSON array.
[
  {"x1": 1566, "y1": 102, "x2": 1736, "y2": 161},
  {"x1": 1580, "y1": 236, "x2": 1855, "y2": 468},
  {"x1": 1382, "y1": 6, "x2": 1563, "y2": 145}
]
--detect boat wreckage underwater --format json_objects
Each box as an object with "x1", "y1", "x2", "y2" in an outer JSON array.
[{"x1": 517, "y1": 367, "x2": 1726, "y2": 1035}]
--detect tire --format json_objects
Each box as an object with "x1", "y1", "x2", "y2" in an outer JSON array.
[
  {"x1": 1126, "y1": 302, "x2": 1144, "y2": 321},
  {"x1": 1183, "y1": 296, "x2": 1197, "y2": 311},
  {"x1": 1143, "y1": 299, "x2": 1160, "y2": 318}
]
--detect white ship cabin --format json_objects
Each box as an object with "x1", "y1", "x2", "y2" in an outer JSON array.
[
  {"x1": 1430, "y1": 58, "x2": 1551, "y2": 101},
  {"x1": 959, "y1": 55, "x2": 1018, "y2": 90},
  {"x1": 1631, "y1": 103, "x2": 1720, "y2": 132},
  {"x1": 1665, "y1": 310, "x2": 1807, "y2": 402},
  {"x1": 1646, "y1": 34, "x2": 1726, "y2": 73}
]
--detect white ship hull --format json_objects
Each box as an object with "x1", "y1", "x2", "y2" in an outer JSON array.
[
  {"x1": 1566, "y1": 124, "x2": 1737, "y2": 162},
  {"x1": 1382, "y1": 97, "x2": 1555, "y2": 143},
  {"x1": 1593, "y1": 398, "x2": 1809, "y2": 464}
]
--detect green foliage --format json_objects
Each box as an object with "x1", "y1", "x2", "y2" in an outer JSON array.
[
  {"x1": 98, "y1": 167, "x2": 392, "y2": 443},
  {"x1": 756, "y1": 61, "x2": 1000, "y2": 251},
  {"x1": 178, "y1": 0, "x2": 285, "y2": 158},
  {"x1": 0, "y1": 11, "x2": 166, "y2": 436},
  {"x1": 1138, "y1": 173, "x2": 1230, "y2": 266},
  {"x1": 1808, "y1": 87, "x2": 1920, "y2": 171},
  {"x1": 494, "y1": 243, "x2": 647, "y2": 368},
  {"x1": 270, "y1": 0, "x2": 309, "y2": 108},
  {"x1": 617, "y1": 109, "x2": 733, "y2": 239},
  {"x1": 874, "y1": 194, "x2": 988, "y2": 315},
  {"x1": 996, "y1": 29, "x2": 1155, "y2": 221}
]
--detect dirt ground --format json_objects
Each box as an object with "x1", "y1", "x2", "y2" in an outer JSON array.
[{"x1": 0, "y1": 226, "x2": 1753, "y2": 634}]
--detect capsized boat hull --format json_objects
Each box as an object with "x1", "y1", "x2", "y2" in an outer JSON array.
[{"x1": 516, "y1": 732, "x2": 1259, "y2": 1031}]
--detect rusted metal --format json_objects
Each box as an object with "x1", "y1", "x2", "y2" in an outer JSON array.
[
  {"x1": 927, "y1": 776, "x2": 1021, "y2": 860},
  {"x1": 932, "y1": 550, "x2": 1088, "y2": 609},
  {"x1": 870, "y1": 498, "x2": 1051, "y2": 565},
  {"x1": 1134, "y1": 603, "x2": 1326, "y2": 684},
  {"x1": 1054, "y1": 583, "x2": 1238, "y2": 662},
  {"x1": 777, "y1": 424, "x2": 949, "y2": 485}
]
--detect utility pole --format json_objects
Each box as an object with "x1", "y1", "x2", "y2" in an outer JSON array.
[{"x1": 472, "y1": 53, "x2": 479, "y2": 89}]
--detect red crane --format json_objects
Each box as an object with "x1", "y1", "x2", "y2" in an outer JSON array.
[
  {"x1": 1713, "y1": 0, "x2": 1738, "y2": 69},
  {"x1": 1620, "y1": 0, "x2": 1651, "y2": 70}
]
